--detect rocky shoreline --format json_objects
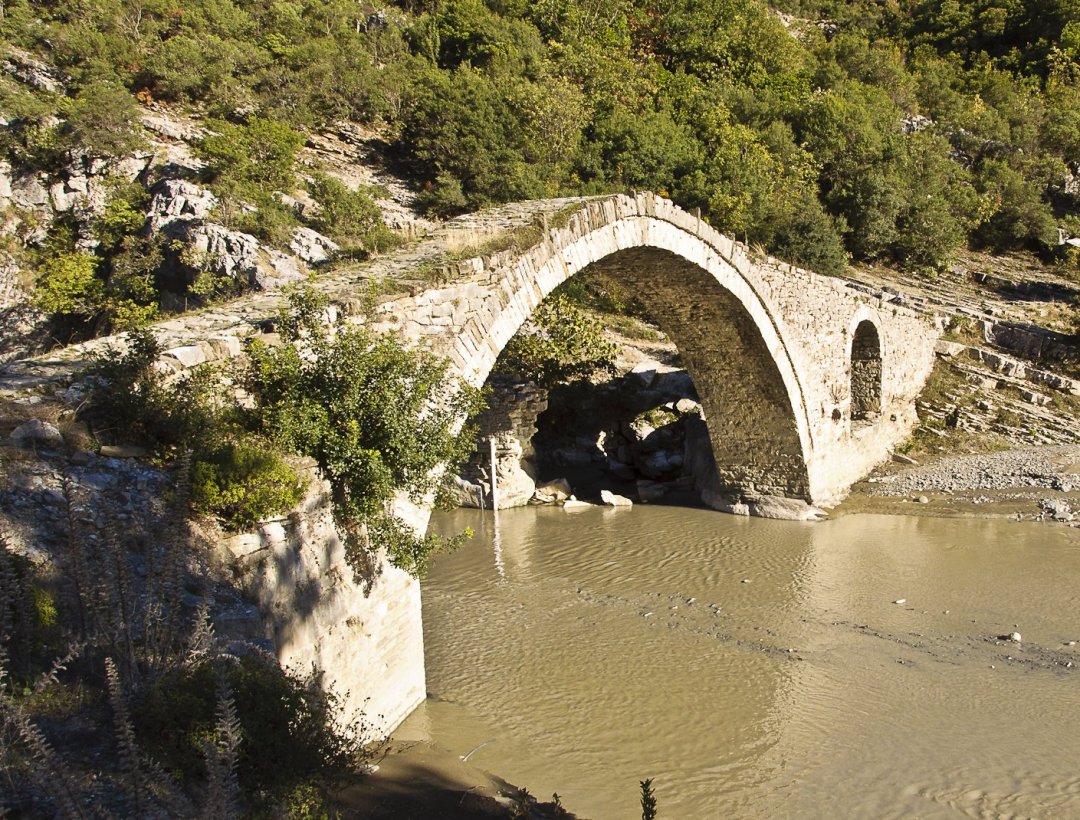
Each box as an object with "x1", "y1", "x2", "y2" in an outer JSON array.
[{"x1": 838, "y1": 444, "x2": 1080, "y2": 524}]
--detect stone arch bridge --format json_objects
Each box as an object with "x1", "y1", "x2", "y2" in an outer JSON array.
[
  {"x1": 0, "y1": 192, "x2": 940, "y2": 737},
  {"x1": 384, "y1": 192, "x2": 938, "y2": 517}
]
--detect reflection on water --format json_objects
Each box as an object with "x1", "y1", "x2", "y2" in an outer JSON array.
[{"x1": 400, "y1": 506, "x2": 1080, "y2": 818}]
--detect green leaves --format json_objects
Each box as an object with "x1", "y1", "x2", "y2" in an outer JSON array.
[
  {"x1": 197, "y1": 117, "x2": 304, "y2": 194},
  {"x1": 33, "y1": 253, "x2": 103, "y2": 317},
  {"x1": 56, "y1": 83, "x2": 146, "y2": 161},
  {"x1": 497, "y1": 292, "x2": 617, "y2": 387},
  {"x1": 308, "y1": 173, "x2": 397, "y2": 253},
  {"x1": 191, "y1": 441, "x2": 305, "y2": 530},
  {"x1": 245, "y1": 289, "x2": 485, "y2": 575}
]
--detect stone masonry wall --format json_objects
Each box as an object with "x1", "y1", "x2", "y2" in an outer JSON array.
[
  {"x1": 455, "y1": 376, "x2": 549, "y2": 509},
  {"x1": 221, "y1": 464, "x2": 425, "y2": 739}
]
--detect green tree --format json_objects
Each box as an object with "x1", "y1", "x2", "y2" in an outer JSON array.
[
  {"x1": 244, "y1": 288, "x2": 484, "y2": 576},
  {"x1": 496, "y1": 292, "x2": 617, "y2": 387},
  {"x1": 191, "y1": 441, "x2": 305, "y2": 530},
  {"x1": 308, "y1": 173, "x2": 396, "y2": 253},
  {"x1": 57, "y1": 83, "x2": 145, "y2": 161},
  {"x1": 33, "y1": 252, "x2": 103, "y2": 317},
  {"x1": 197, "y1": 116, "x2": 305, "y2": 193}
]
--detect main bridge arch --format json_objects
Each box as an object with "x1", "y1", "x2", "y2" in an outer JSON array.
[
  {"x1": 465, "y1": 237, "x2": 815, "y2": 508},
  {"x1": 409, "y1": 194, "x2": 939, "y2": 515}
]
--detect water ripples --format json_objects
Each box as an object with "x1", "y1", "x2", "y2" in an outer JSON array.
[{"x1": 414, "y1": 506, "x2": 1080, "y2": 817}]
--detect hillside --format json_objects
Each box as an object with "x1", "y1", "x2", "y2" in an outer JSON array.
[
  {"x1": 1, "y1": 0, "x2": 1079, "y2": 343},
  {"x1": 2, "y1": 1, "x2": 1080, "y2": 816}
]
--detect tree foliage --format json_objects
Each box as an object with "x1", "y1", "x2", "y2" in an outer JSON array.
[
  {"x1": 497, "y1": 292, "x2": 618, "y2": 387},
  {"x1": 3, "y1": 0, "x2": 1079, "y2": 280},
  {"x1": 244, "y1": 288, "x2": 484, "y2": 575}
]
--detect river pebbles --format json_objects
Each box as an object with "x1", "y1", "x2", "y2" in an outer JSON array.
[{"x1": 865, "y1": 445, "x2": 1080, "y2": 497}]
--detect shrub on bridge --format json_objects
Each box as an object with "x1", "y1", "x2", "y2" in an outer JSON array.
[
  {"x1": 191, "y1": 440, "x2": 305, "y2": 531},
  {"x1": 244, "y1": 288, "x2": 485, "y2": 576}
]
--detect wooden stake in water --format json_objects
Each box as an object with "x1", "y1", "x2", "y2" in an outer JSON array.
[{"x1": 489, "y1": 436, "x2": 499, "y2": 511}]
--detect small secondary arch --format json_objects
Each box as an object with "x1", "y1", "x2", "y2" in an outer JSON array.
[{"x1": 850, "y1": 319, "x2": 883, "y2": 422}]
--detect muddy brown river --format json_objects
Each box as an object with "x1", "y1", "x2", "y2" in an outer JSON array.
[{"x1": 402, "y1": 505, "x2": 1080, "y2": 818}]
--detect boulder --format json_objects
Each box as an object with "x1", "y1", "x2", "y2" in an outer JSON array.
[
  {"x1": 11, "y1": 172, "x2": 50, "y2": 210},
  {"x1": 147, "y1": 179, "x2": 219, "y2": 231},
  {"x1": 625, "y1": 418, "x2": 655, "y2": 443},
  {"x1": 637, "y1": 450, "x2": 677, "y2": 480},
  {"x1": 606, "y1": 458, "x2": 637, "y2": 481},
  {"x1": 600, "y1": 490, "x2": 633, "y2": 507},
  {"x1": 563, "y1": 496, "x2": 593, "y2": 510},
  {"x1": 653, "y1": 369, "x2": 695, "y2": 399},
  {"x1": 445, "y1": 474, "x2": 487, "y2": 509},
  {"x1": 675, "y1": 398, "x2": 701, "y2": 415},
  {"x1": 535, "y1": 478, "x2": 572, "y2": 501},
  {"x1": 9, "y1": 419, "x2": 64, "y2": 448},
  {"x1": 290, "y1": 227, "x2": 340, "y2": 265},
  {"x1": 99, "y1": 444, "x2": 149, "y2": 459},
  {"x1": 256, "y1": 248, "x2": 305, "y2": 290}
]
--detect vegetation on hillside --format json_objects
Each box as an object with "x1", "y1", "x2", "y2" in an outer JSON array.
[
  {"x1": 0, "y1": 473, "x2": 364, "y2": 816},
  {"x1": 1, "y1": 0, "x2": 1078, "y2": 286}
]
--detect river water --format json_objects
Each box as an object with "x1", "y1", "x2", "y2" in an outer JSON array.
[{"x1": 400, "y1": 505, "x2": 1080, "y2": 818}]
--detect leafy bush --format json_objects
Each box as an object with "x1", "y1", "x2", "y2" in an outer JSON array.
[
  {"x1": 134, "y1": 656, "x2": 362, "y2": 805},
  {"x1": 197, "y1": 117, "x2": 305, "y2": 194},
  {"x1": 55, "y1": 83, "x2": 145, "y2": 161},
  {"x1": 245, "y1": 288, "x2": 484, "y2": 576},
  {"x1": 497, "y1": 292, "x2": 617, "y2": 387},
  {"x1": 33, "y1": 252, "x2": 103, "y2": 318},
  {"x1": 308, "y1": 173, "x2": 397, "y2": 254},
  {"x1": 87, "y1": 330, "x2": 229, "y2": 450},
  {"x1": 192, "y1": 441, "x2": 305, "y2": 530}
]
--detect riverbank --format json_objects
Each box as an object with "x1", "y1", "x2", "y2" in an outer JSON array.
[
  {"x1": 836, "y1": 443, "x2": 1080, "y2": 524},
  {"x1": 335, "y1": 739, "x2": 575, "y2": 819}
]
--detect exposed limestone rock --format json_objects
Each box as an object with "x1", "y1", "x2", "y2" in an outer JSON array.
[
  {"x1": 290, "y1": 226, "x2": 340, "y2": 265},
  {"x1": 600, "y1": 489, "x2": 633, "y2": 507},
  {"x1": 535, "y1": 478, "x2": 572, "y2": 501},
  {"x1": 637, "y1": 480, "x2": 668, "y2": 502},
  {"x1": 1, "y1": 49, "x2": 64, "y2": 92},
  {"x1": 141, "y1": 109, "x2": 206, "y2": 143},
  {"x1": 98, "y1": 444, "x2": 149, "y2": 459},
  {"x1": 0, "y1": 252, "x2": 24, "y2": 309},
  {"x1": 162, "y1": 220, "x2": 306, "y2": 292},
  {"x1": 744, "y1": 495, "x2": 826, "y2": 521},
  {"x1": 147, "y1": 179, "x2": 219, "y2": 231},
  {"x1": 9, "y1": 418, "x2": 64, "y2": 448},
  {"x1": 10, "y1": 171, "x2": 49, "y2": 210},
  {"x1": 0, "y1": 161, "x2": 12, "y2": 204},
  {"x1": 563, "y1": 496, "x2": 593, "y2": 509},
  {"x1": 257, "y1": 247, "x2": 305, "y2": 290},
  {"x1": 456, "y1": 377, "x2": 548, "y2": 509},
  {"x1": 445, "y1": 474, "x2": 487, "y2": 508}
]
